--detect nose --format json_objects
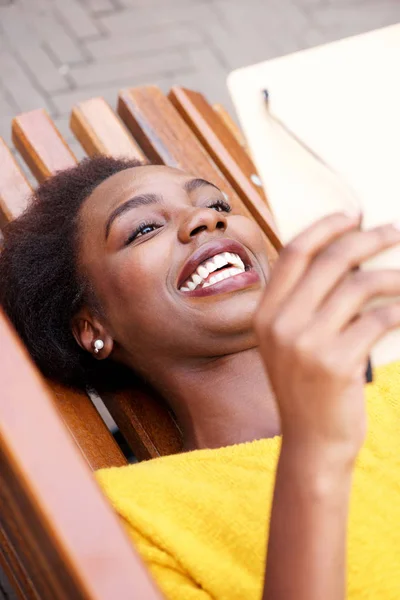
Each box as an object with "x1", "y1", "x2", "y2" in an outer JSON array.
[{"x1": 178, "y1": 207, "x2": 227, "y2": 243}]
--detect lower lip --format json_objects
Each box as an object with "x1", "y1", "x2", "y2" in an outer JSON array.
[{"x1": 180, "y1": 269, "x2": 260, "y2": 298}]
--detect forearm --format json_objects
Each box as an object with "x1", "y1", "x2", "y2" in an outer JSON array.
[{"x1": 262, "y1": 440, "x2": 355, "y2": 600}]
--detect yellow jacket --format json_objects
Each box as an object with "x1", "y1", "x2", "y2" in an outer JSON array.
[{"x1": 96, "y1": 363, "x2": 400, "y2": 599}]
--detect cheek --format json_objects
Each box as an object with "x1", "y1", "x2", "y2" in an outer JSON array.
[
  {"x1": 229, "y1": 216, "x2": 271, "y2": 271},
  {"x1": 97, "y1": 248, "x2": 173, "y2": 337}
]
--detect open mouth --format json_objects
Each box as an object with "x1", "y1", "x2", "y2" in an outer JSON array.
[{"x1": 179, "y1": 251, "x2": 248, "y2": 292}]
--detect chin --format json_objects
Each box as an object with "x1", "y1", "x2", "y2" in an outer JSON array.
[{"x1": 206, "y1": 288, "x2": 262, "y2": 336}]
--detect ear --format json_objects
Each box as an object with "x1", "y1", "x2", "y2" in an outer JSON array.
[{"x1": 71, "y1": 306, "x2": 113, "y2": 360}]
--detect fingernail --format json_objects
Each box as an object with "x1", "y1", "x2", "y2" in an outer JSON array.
[{"x1": 392, "y1": 221, "x2": 400, "y2": 231}]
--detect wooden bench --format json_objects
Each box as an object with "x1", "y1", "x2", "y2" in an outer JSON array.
[{"x1": 0, "y1": 85, "x2": 281, "y2": 599}]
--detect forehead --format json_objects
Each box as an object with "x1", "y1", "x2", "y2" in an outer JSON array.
[{"x1": 82, "y1": 164, "x2": 193, "y2": 220}]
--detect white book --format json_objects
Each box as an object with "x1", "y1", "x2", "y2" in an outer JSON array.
[{"x1": 228, "y1": 24, "x2": 400, "y2": 367}]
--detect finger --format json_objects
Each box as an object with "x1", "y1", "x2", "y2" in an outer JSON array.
[
  {"x1": 277, "y1": 223, "x2": 400, "y2": 331},
  {"x1": 338, "y1": 300, "x2": 400, "y2": 367},
  {"x1": 313, "y1": 269, "x2": 400, "y2": 334},
  {"x1": 259, "y1": 212, "x2": 360, "y2": 320}
]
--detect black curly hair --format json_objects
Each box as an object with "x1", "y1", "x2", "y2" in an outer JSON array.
[{"x1": 0, "y1": 155, "x2": 145, "y2": 390}]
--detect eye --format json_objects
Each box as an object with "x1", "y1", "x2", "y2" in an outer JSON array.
[
  {"x1": 125, "y1": 221, "x2": 161, "y2": 246},
  {"x1": 207, "y1": 198, "x2": 232, "y2": 213}
]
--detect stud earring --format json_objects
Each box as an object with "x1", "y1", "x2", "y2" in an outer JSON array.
[{"x1": 93, "y1": 339, "x2": 104, "y2": 354}]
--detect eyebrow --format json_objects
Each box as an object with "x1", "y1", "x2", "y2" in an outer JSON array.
[
  {"x1": 184, "y1": 178, "x2": 220, "y2": 194},
  {"x1": 105, "y1": 193, "x2": 161, "y2": 240},
  {"x1": 104, "y1": 180, "x2": 221, "y2": 240}
]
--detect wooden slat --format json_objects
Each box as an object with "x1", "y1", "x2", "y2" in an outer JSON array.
[
  {"x1": 0, "y1": 309, "x2": 161, "y2": 600},
  {"x1": 169, "y1": 87, "x2": 281, "y2": 253},
  {"x1": 10, "y1": 108, "x2": 180, "y2": 459},
  {"x1": 213, "y1": 103, "x2": 249, "y2": 152},
  {"x1": 103, "y1": 387, "x2": 182, "y2": 462},
  {"x1": 12, "y1": 110, "x2": 76, "y2": 183},
  {"x1": 0, "y1": 138, "x2": 31, "y2": 229},
  {"x1": 0, "y1": 141, "x2": 44, "y2": 600},
  {"x1": 0, "y1": 527, "x2": 35, "y2": 600},
  {"x1": 50, "y1": 383, "x2": 127, "y2": 471},
  {"x1": 70, "y1": 97, "x2": 147, "y2": 161},
  {"x1": 118, "y1": 86, "x2": 280, "y2": 253},
  {"x1": 118, "y1": 86, "x2": 240, "y2": 204}
]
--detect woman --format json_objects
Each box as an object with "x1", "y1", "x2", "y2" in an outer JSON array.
[{"x1": 1, "y1": 156, "x2": 399, "y2": 600}]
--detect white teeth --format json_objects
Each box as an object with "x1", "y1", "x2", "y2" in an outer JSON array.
[
  {"x1": 213, "y1": 254, "x2": 228, "y2": 269},
  {"x1": 205, "y1": 260, "x2": 218, "y2": 274},
  {"x1": 197, "y1": 265, "x2": 209, "y2": 279},
  {"x1": 231, "y1": 254, "x2": 245, "y2": 270},
  {"x1": 208, "y1": 267, "x2": 240, "y2": 287},
  {"x1": 180, "y1": 250, "x2": 248, "y2": 292},
  {"x1": 192, "y1": 274, "x2": 202, "y2": 286}
]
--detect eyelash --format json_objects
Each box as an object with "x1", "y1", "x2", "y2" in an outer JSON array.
[
  {"x1": 206, "y1": 199, "x2": 232, "y2": 213},
  {"x1": 125, "y1": 220, "x2": 161, "y2": 246},
  {"x1": 124, "y1": 199, "x2": 232, "y2": 246}
]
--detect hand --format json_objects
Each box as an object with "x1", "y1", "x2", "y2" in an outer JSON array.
[{"x1": 254, "y1": 213, "x2": 400, "y2": 459}]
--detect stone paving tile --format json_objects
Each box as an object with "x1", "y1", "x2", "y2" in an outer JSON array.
[
  {"x1": 117, "y1": 0, "x2": 214, "y2": 7},
  {"x1": 0, "y1": 5, "x2": 70, "y2": 94},
  {"x1": 69, "y1": 49, "x2": 191, "y2": 86},
  {"x1": 99, "y1": 3, "x2": 217, "y2": 34},
  {"x1": 86, "y1": 23, "x2": 204, "y2": 59},
  {"x1": 209, "y1": 0, "x2": 315, "y2": 69},
  {"x1": 177, "y1": 44, "x2": 232, "y2": 106},
  {"x1": 32, "y1": 11, "x2": 89, "y2": 65},
  {"x1": 54, "y1": 0, "x2": 103, "y2": 38},
  {"x1": 0, "y1": 43, "x2": 54, "y2": 113},
  {"x1": 309, "y1": 1, "x2": 400, "y2": 38},
  {"x1": 81, "y1": 0, "x2": 117, "y2": 14},
  {"x1": 0, "y1": 83, "x2": 17, "y2": 115}
]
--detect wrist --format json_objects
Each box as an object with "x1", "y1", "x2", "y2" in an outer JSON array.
[
  {"x1": 280, "y1": 437, "x2": 356, "y2": 499},
  {"x1": 282, "y1": 430, "x2": 361, "y2": 469}
]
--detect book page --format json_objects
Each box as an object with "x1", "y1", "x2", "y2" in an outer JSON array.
[{"x1": 228, "y1": 25, "x2": 400, "y2": 366}]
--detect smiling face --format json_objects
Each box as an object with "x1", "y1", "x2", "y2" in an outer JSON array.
[{"x1": 75, "y1": 165, "x2": 270, "y2": 383}]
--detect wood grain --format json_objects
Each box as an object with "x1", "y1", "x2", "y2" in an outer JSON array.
[
  {"x1": 103, "y1": 387, "x2": 182, "y2": 461},
  {"x1": 0, "y1": 138, "x2": 31, "y2": 230},
  {"x1": 70, "y1": 97, "x2": 147, "y2": 162},
  {"x1": 169, "y1": 87, "x2": 280, "y2": 253},
  {"x1": 49, "y1": 383, "x2": 127, "y2": 470},
  {"x1": 118, "y1": 86, "x2": 249, "y2": 217},
  {"x1": 213, "y1": 103, "x2": 249, "y2": 153},
  {"x1": 12, "y1": 110, "x2": 76, "y2": 183},
  {"x1": 0, "y1": 309, "x2": 162, "y2": 600},
  {"x1": 0, "y1": 526, "x2": 36, "y2": 600}
]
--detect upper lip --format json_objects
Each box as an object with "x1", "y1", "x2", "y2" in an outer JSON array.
[{"x1": 177, "y1": 239, "x2": 252, "y2": 289}]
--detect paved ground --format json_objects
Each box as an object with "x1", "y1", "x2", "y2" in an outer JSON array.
[{"x1": 0, "y1": 0, "x2": 399, "y2": 161}]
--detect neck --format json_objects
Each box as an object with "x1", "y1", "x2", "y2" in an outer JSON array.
[{"x1": 158, "y1": 347, "x2": 280, "y2": 452}]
